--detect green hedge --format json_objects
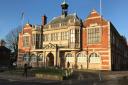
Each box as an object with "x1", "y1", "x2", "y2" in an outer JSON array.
[
  {"x1": 32, "y1": 67, "x2": 65, "y2": 76},
  {"x1": 31, "y1": 67, "x2": 73, "y2": 77}
]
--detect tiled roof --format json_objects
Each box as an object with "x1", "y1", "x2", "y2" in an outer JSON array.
[{"x1": 46, "y1": 13, "x2": 81, "y2": 25}]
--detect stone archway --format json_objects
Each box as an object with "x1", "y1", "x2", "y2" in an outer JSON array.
[{"x1": 47, "y1": 53, "x2": 54, "y2": 67}]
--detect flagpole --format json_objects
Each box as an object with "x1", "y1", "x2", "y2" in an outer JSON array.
[
  {"x1": 21, "y1": 12, "x2": 24, "y2": 33},
  {"x1": 99, "y1": 0, "x2": 102, "y2": 81},
  {"x1": 100, "y1": 0, "x2": 102, "y2": 16}
]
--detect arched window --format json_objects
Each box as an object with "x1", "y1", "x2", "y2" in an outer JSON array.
[
  {"x1": 77, "y1": 53, "x2": 87, "y2": 62},
  {"x1": 38, "y1": 55, "x2": 43, "y2": 61},
  {"x1": 23, "y1": 53, "x2": 29, "y2": 62},
  {"x1": 31, "y1": 55, "x2": 37, "y2": 62},
  {"x1": 89, "y1": 53, "x2": 100, "y2": 63},
  {"x1": 77, "y1": 53, "x2": 86, "y2": 57},
  {"x1": 65, "y1": 53, "x2": 74, "y2": 62},
  {"x1": 66, "y1": 53, "x2": 73, "y2": 57}
]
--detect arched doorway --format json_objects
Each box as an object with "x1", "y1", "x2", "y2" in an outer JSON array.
[{"x1": 47, "y1": 53, "x2": 54, "y2": 67}]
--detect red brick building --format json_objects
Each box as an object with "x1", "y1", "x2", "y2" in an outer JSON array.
[
  {"x1": 17, "y1": 1, "x2": 128, "y2": 71},
  {"x1": 82, "y1": 10, "x2": 128, "y2": 70},
  {"x1": 18, "y1": 23, "x2": 42, "y2": 67}
]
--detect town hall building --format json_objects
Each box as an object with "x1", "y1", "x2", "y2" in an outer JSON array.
[{"x1": 17, "y1": 1, "x2": 128, "y2": 70}]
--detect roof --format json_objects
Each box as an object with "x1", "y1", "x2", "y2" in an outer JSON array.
[
  {"x1": 24, "y1": 23, "x2": 32, "y2": 28},
  {"x1": 46, "y1": 13, "x2": 81, "y2": 26}
]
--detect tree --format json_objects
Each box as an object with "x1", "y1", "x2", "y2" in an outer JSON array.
[{"x1": 5, "y1": 26, "x2": 22, "y2": 63}]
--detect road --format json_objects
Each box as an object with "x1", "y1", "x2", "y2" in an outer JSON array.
[
  {"x1": 1, "y1": 78, "x2": 128, "y2": 85},
  {"x1": 0, "y1": 70, "x2": 128, "y2": 85},
  {"x1": 0, "y1": 78, "x2": 61, "y2": 85},
  {"x1": 0, "y1": 78, "x2": 100, "y2": 85}
]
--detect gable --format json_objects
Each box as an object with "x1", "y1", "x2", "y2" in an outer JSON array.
[{"x1": 83, "y1": 10, "x2": 108, "y2": 28}]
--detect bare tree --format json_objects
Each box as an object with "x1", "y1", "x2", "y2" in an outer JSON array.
[{"x1": 5, "y1": 26, "x2": 22, "y2": 63}]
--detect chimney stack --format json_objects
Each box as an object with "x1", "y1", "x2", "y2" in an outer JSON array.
[
  {"x1": 0, "y1": 40, "x2": 6, "y2": 46},
  {"x1": 42, "y1": 15, "x2": 47, "y2": 26}
]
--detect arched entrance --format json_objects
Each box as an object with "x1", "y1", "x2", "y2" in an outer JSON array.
[{"x1": 47, "y1": 53, "x2": 54, "y2": 67}]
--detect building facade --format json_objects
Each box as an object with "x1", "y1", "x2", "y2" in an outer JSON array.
[{"x1": 17, "y1": 1, "x2": 128, "y2": 70}]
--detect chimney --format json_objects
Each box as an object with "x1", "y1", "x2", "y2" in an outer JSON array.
[
  {"x1": 42, "y1": 15, "x2": 47, "y2": 26},
  {"x1": 0, "y1": 40, "x2": 6, "y2": 46}
]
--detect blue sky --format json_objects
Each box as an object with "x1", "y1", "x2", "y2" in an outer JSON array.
[{"x1": 0, "y1": 0, "x2": 128, "y2": 40}]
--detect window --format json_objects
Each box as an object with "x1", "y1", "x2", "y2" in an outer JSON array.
[
  {"x1": 66, "y1": 53, "x2": 73, "y2": 57},
  {"x1": 61, "y1": 22, "x2": 67, "y2": 26},
  {"x1": 77, "y1": 53, "x2": 86, "y2": 57},
  {"x1": 38, "y1": 55, "x2": 43, "y2": 61},
  {"x1": 89, "y1": 53, "x2": 100, "y2": 63},
  {"x1": 51, "y1": 33, "x2": 54, "y2": 41},
  {"x1": 61, "y1": 32, "x2": 68, "y2": 40},
  {"x1": 23, "y1": 53, "x2": 29, "y2": 62},
  {"x1": 55, "y1": 33, "x2": 58, "y2": 41},
  {"x1": 36, "y1": 34, "x2": 41, "y2": 49},
  {"x1": 32, "y1": 33, "x2": 42, "y2": 49},
  {"x1": 23, "y1": 36, "x2": 29, "y2": 47},
  {"x1": 51, "y1": 24, "x2": 59, "y2": 28},
  {"x1": 75, "y1": 29, "x2": 80, "y2": 47},
  {"x1": 70, "y1": 29, "x2": 75, "y2": 43},
  {"x1": 32, "y1": 34, "x2": 36, "y2": 46},
  {"x1": 65, "y1": 53, "x2": 74, "y2": 62},
  {"x1": 88, "y1": 28, "x2": 101, "y2": 44},
  {"x1": 31, "y1": 55, "x2": 37, "y2": 62},
  {"x1": 51, "y1": 33, "x2": 59, "y2": 41},
  {"x1": 77, "y1": 53, "x2": 87, "y2": 63},
  {"x1": 75, "y1": 29, "x2": 80, "y2": 42},
  {"x1": 44, "y1": 34, "x2": 49, "y2": 41}
]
